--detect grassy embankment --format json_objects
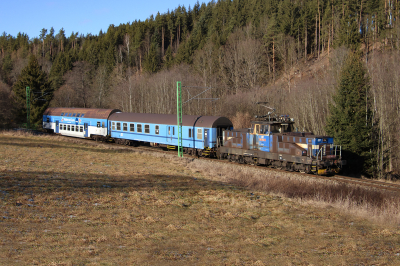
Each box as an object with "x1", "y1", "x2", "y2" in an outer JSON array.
[{"x1": 1, "y1": 131, "x2": 400, "y2": 265}]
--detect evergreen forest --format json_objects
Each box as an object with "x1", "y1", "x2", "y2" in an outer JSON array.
[{"x1": 1, "y1": 0, "x2": 400, "y2": 178}]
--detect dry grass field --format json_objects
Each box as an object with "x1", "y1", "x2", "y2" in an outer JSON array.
[{"x1": 1, "y1": 131, "x2": 400, "y2": 265}]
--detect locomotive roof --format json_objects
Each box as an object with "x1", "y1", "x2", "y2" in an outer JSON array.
[
  {"x1": 109, "y1": 112, "x2": 233, "y2": 128},
  {"x1": 44, "y1": 108, "x2": 121, "y2": 119}
]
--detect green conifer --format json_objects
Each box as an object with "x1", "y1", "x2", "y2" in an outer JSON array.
[
  {"x1": 12, "y1": 55, "x2": 52, "y2": 127},
  {"x1": 325, "y1": 52, "x2": 375, "y2": 175}
]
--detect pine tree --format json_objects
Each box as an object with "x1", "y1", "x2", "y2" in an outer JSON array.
[
  {"x1": 325, "y1": 52, "x2": 375, "y2": 176},
  {"x1": 12, "y1": 55, "x2": 52, "y2": 127}
]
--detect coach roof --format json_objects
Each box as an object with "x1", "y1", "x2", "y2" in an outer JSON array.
[
  {"x1": 44, "y1": 108, "x2": 121, "y2": 119},
  {"x1": 109, "y1": 112, "x2": 233, "y2": 128}
]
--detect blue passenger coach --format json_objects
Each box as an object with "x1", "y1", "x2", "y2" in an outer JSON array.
[
  {"x1": 43, "y1": 108, "x2": 120, "y2": 139},
  {"x1": 109, "y1": 112, "x2": 233, "y2": 155}
]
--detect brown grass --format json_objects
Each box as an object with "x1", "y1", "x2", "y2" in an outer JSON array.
[{"x1": 1, "y1": 130, "x2": 400, "y2": 265}]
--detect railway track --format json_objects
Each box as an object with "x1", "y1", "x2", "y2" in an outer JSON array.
[{"x1": 44, "y1": 131, "x2": 400, "y2": 195}]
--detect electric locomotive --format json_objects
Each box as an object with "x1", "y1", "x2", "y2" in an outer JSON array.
[{"x1": 219, "y1": 106, "x2": 345, "y2": 175}]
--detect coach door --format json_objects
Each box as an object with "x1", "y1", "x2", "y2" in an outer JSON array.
[
  {"x1": 55, "y1": 121, "x2": 59, "y2": 133},
  {"x1": 204, "y1": 129, "x2": 209, "y2": 148},
  {"x1": 84, "y1": 123, "x2": 89, "y2": 137},
  {"x1": 167, "y1": 126, "x2": 174, "y2": 143}
]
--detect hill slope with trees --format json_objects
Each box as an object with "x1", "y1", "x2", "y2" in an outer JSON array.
[{"x1": 1, "y1": 0, "x2": 400, "y2": 177}]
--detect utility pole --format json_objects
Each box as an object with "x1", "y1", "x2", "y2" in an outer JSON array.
[
  {"x1": 176, "y1": 81, "x2": 219, "y2": 158},
  {"x1": 177, "y1": 81, "x2": 183, "y2": 157}
]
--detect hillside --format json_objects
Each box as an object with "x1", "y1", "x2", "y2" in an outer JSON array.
[
  {"x1": 1, "y1": 132, "x2": 400, "y2": 265},
  {"x1": 1, "y1": 0, "x2": 400, "y2": 177}
]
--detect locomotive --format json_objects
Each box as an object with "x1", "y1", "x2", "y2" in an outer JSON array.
[{"x1": 43, "y1": 107, "x2": 344, "y2": 175}]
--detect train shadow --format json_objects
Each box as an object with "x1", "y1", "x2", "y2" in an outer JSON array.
[
  {"x1": 0, "y1": 135, "x2": 135, "y2": 154},
  {"x1": 0, "y1": 169, "x2": 236, "y2": 199}
]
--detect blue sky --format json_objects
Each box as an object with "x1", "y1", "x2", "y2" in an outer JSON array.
[{"x1": 1, "y1": 0, "x2": 206, "y2": 39}]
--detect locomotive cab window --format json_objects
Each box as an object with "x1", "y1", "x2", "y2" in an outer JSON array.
[
  {"x1": 123, "y1": 123, "x2": 128, "y2": 131},
  {"x1": 145, "y1": 125, "x2": 150, "y2": 134},
  {"x1": 130, "y1": 123, "x2": 134, "y2": 132},
  {"x1": 116, "y1": 122, "x2": 121, "y2": 131},
  {"x1": 112, "y1": 122, "x2": 115, "y2": 130},
  {"x1": 155, "y1": 125, "x2": 159, "y2": 135},
  {"x1": 137, "y1": 124, "x2": 142, "y2": 133},
  {"x1": 270, "y1": 125, "x2": 280, "y2": 133},
  {"x1": 197, "y1": 128, "x2": 202, "y2": 139}
]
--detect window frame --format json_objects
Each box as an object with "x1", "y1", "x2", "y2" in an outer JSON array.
[
  {"x1": 144, "y1": 124, "x2": 150, "y2": 134},
  {"x1": 123, "y1": 123, "x2": 128, "y2": 131},
  {"x1": 137, "y1": 124, "x2": 142, "y2": 133},
  {"x1": 129, "y1": 123, "x2": 135, "y2": 132},
  {"x1": 116, "y1": 122, "x2": 121, "y2": 131}
]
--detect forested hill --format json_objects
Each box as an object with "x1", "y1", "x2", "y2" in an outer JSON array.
[{"x1": 1, "y1": 0, "x2": 398, "y2": 88}]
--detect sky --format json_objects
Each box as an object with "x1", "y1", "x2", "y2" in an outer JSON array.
[{"x1": 1, "y1": 0, "x2": 206, "y2": 39}]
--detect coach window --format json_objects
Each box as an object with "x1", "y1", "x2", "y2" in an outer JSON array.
[
  {"x1": 116, "y1": 122, "x2": 121, "y2": 131},
  {"x1": 197, "y1": 128, "x2": 202, "y2": 139},
  {"x1": 67, "y1": 125, "x2": 70, "y2": 131},
  {"x1": 46, "y1": 117, "x2": 50, "y2": 122},
  {"x1": 255, "y1": 124, "x2": 260, "y2": 134},
  {"x1": 63, "y1": 125, "x2": 66, "y2": 130},
  {"x1": 102, "y1": 122, "x2": 105, "y2": 128},
  {"x1": 61, "y1": 112, "x2": 64, "y2": 116},
  {"x1": 173, "y1": 127, "x2": 175, "y2": 135},
  {"x1": 81, "y1": 114, "x2": 85, "y2": 118},
  {"x1": 130, "y1": 123, "x2": 135, "y2": 132},
  {"x1": 77, "y1": 113, "x2": 80, "y2": 117},
  {"x1": 80, "y1": 126, "x2": 83, "y2": 132},
  {"x1": 112, "y1": 122, "x2": 115, "y2": 130},
  {"x1": 71, "y1": 125, "x2": 75, "y2": 131},
  {"x1": 188, "y1": 128, "x2": 192, "y2": 138},
  {"x1": 123, "y1": 123, "x2": 128, "y2": 131},
  {"x1": 69, "y1": 113, "x2": 72, "y2": 116},
  {"x1": 137, "y1": 124, "x2": 142, "y2": 133},
  {"x1": 145, "y1": 125, "x2": 150, "y2": 134},
  {"x1": 97, "y1": 122, "x2": 101, "y2": 128},
  {"x1": 168, "y1": 126, "x2": 170, "y2": 135},
  {"x1": 155, "y1": 125, "x2": 159, "y2": 135}
]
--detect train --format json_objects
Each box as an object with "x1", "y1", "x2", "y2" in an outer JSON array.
[{"x1": 43, "y1": 107, "x2": 345, "y2": 175}]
